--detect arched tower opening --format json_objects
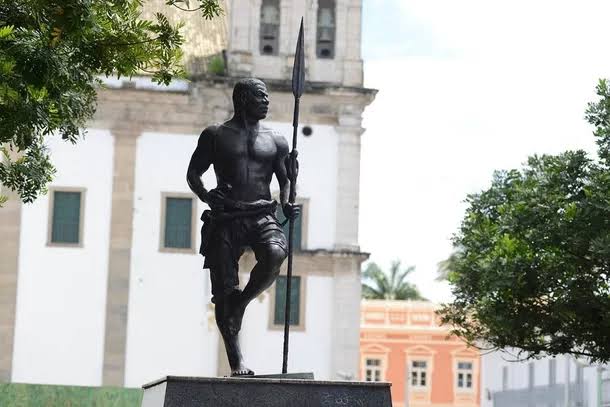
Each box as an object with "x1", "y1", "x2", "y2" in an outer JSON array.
[
  {"x1": 260, "y1": 0, "x2": 281, "y2": 55},
  {"x1": 316, "y1": 0, "x2": 336, "y2": 59}
]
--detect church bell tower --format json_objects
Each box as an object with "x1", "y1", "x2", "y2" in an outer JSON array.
[{"x1": 226, "y1": 0, "x2": 364, "y2": 87}]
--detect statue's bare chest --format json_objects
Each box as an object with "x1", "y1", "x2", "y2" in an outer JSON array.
[{"x1": 215, "y1": 129, "x2": 277, "y2": 164}]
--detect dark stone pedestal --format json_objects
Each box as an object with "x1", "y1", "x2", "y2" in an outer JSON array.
[{"x1": 141, "y1": 376, "x2": 392, "y2": 407}]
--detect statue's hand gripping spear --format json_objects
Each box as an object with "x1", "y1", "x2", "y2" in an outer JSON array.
[{"x1": 282, "y1": 18, "x2": 305, "y2": 375}]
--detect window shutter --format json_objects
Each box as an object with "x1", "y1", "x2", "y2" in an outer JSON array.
[
  {"x1": 274, "y1": 276, "x2": 301, "y2": 326},
  {"x1": 164, "y1": 197, "x2": 193, "y2": 249},
  {"x1": 51, "y1": 191, "x2": 81, "y2": 244}
]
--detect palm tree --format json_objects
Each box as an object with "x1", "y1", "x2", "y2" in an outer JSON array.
[
  {"x1": 436, "y1": 254, "x2": 454, "y2": 281},
  {"x1": 361, "y1": 260, "x2": 425, "y2": 300},
  {"x1": 436, "y1": 249, "x2": 461, "y2": 281}
]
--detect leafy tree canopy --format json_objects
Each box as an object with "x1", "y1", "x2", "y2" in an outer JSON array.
[
  {"x1": 362, "y1": 260, "x2": 425, "y2": 301},
  {"x1": 0, "y1": 0, "x2": 221, "y2": 203},
  {"x1": 439, "y1": 80, "x2": 610, "y2": 363}
]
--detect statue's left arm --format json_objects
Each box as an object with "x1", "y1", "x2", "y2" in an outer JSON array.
[
  {"x1": 273, "y1": 134, "x2": 298, "y2": 219},
  {"x1": 273, "y1": 134, "x2": 290, "y2": 207}
]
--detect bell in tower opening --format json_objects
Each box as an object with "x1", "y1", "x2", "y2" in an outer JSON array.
[
  {"x1": 316, "y1": 0, "x2": 335, "y2": 58},
  {"x1": 260, "y1": 0, "x2": 280, "y2": 55}
]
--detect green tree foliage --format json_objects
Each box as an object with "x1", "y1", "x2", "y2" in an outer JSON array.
[
  {"x1": 0, "y1": 0, "x2": 221, "y2": 204},
  {"x1": 362, "y1": 260, "x2": 425, "y2": 301},
  {"x1": 439, "y1": 80, "x2": 610, "y2": 363}
]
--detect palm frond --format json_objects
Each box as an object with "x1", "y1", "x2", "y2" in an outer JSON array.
[{"x1": 361, "y1": 260, "x2": 424, "y2": 301}]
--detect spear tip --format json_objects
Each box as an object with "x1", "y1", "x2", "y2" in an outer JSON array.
[{"x1": 292, "y1": 17, "x2": 305, "y2": 98}]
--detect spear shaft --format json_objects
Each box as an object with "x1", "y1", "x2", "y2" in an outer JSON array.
[{"x1": 282, "y1": 18, "x2": 305, "y2": 374}]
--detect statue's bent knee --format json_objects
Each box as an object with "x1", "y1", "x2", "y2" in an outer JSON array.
[
  {"x1": 260, "y1": 243, "x2": 287, "y2": 267},
  {"x1": 273, "y1": 243, "x2": 289, "y2": 263}
]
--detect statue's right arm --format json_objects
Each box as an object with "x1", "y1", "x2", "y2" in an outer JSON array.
[{"x1": 186, "y1": 127, "x2": 215, "y2": 203}]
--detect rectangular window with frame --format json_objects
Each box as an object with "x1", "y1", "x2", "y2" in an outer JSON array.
[
  {"x1": 273, "y1": 275, "x2": 301, "y2": 327},
  {"x1": 276, "y1": 204, "x2": 303, "y2": 250},
  {"x1": 162, "y1": 195, "x2": 195, "y2": 250},
  {"x1": 49, "y1": 189, "x2": 84, "y2": 245},
  {"x1": 457, "y1": 361, "x2": 474, "y2": 390},
  {"x1": 365, "y1": 358, "x2": 382, "y2": 382},
  {"x1": 411, "y1": 360, "x2": 428, "y2": 388}
]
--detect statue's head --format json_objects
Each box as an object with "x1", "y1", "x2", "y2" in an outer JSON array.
[{"x1": 232, "y1": 78, "x2": 269, "y2": 121}]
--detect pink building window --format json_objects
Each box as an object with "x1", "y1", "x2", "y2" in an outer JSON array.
[
  {"x1": 365, "y1": 358, "x2": 383, "y2": 382},
  {"x1": 456, "y1": 361, "x2": 474, "y2": 390},
  {"x1": 411, "y1": 360, "x2": 428, "y2": 387}
]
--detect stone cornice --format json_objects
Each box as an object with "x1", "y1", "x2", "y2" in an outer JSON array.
[
  {"x1": 294, "y1": 248, "x2": 370, "y2": 261},
  {"x1": 91, "y1": 76, "x2": 376, "y2": 130},
  {"x1": 190, "y1": 74, "x2": 378, "y2": 98},
  {"x1": 238, "y1": 248, "x2": 369, "y2": 277}
]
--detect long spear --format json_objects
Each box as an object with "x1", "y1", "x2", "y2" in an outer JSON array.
[{"x1": 282, "y1": 18, "x2": 305, "y2": 374}]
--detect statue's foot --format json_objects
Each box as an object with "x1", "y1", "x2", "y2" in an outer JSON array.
[{"x1": 231, "y1": 365, "x2": 255, "y2": 377}]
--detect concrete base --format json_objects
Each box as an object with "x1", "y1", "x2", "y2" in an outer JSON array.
[{"x1": 141, "y1": 375, "x2": 392, "y2": 407}]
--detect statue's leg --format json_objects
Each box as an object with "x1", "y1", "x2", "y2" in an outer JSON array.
[
  {"x1": 208, "y1": 223, "x2": 253, "y2": 376},
  {"x1": 214, "y1": 295, "x2": 253, "y2": 376},
  {"x1": 239, "y1": 215, "x2": 288, "y2": 306},
  {"x1": 240, "y1": 242, "x2": 287, "y2": 306}
]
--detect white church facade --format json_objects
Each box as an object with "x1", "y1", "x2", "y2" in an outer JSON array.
[{"x1": 0, "y1": 0, "x2": 376, "y2": 388}]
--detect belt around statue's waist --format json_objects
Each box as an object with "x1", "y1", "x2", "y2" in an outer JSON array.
[
  {"x1": 201, "y1": 200, "x2": 278, "y2": 222},
  {"x1": 223, "y1": 199, "x2": 277, "y2": 211}
]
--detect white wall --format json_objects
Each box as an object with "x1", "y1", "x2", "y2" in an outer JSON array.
[
  {"x1": 124, "y1": 132, "x2": 216, "y2": 387},
  {"x1": 534, "y1": 359, "x2": 548, "y2": 387},
  {"x1": 583, "y1": 366, "x2": 597, "y2": 406},
  {"x1": 12, "y1": 130, "x2": 114, "y2": 385},
  {"x1": 10, "y1": 117, "x2": 342, "y2": 386},
  {"x1": 266, "y1": 121, "x2": 338, "y2": 250}
]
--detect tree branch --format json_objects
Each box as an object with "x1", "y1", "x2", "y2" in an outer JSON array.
[{"x1": 170, "y1": 4, "x2": 203, "y2": 12}]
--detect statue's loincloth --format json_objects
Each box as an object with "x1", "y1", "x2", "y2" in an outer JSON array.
[{"x1": 200, "y1": 199, "x2": 287, "y2": 303}]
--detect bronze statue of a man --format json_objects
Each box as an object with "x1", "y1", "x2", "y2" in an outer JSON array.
[{"x1": 187, "y1": 78, "x2": 299, "y2": 376}]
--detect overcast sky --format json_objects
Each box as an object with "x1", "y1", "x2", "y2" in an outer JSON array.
[{"x1": 359, "y1": 0, "x2": 607, "y2": 303}]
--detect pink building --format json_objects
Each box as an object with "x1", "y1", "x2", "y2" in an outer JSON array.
[{"x1": 360, "y1": 300, "x2": 480, "y2": 407}]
